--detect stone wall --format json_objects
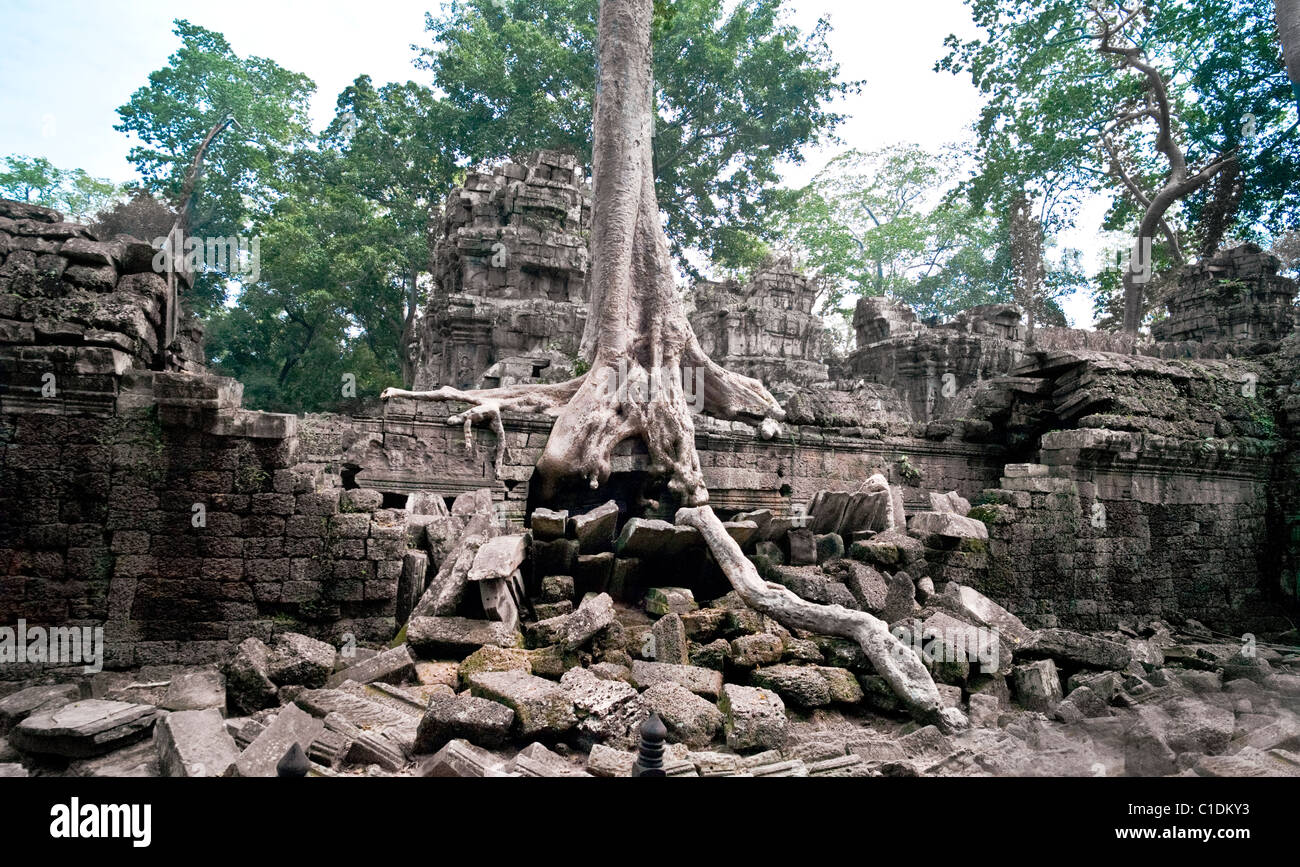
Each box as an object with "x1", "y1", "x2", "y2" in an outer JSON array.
[
  {"x1": 323, "y1": 398, "x2": 1010, "y2": 523},
  {"x1": 0, "y1": 369, "x2": 411, "y2": 677},
  {"x1": 0, "y1": 199, "x2": 416, "y2": 676},
  {"x1": 2, "y1": 191, "x2": 1298, "y2": 672},
  {"x1": 972, "y1": 435, "x2": 1278, "y2": 633}
]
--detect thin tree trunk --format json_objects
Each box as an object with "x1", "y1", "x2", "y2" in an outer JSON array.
[{"x1": 1279, "y1": 0, "x2": 1300, "y2": 107}]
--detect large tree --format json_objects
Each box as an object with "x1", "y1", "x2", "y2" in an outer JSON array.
[
  {"x1": 418, "y1": 0, "x2": 855, "y2": 271},
  {"x1": 942, "y1": 0, "x2": 1299, "y2": 328},
  {"x1": 115, "y1": 20, "x2": 316, "y2": 314},
  {"x1": 387, "y1": 0, "x2": 958, "y2": 729}
]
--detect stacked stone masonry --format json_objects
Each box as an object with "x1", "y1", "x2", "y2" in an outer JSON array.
[{"x1": 1, "y1": 182, "x2": 1298, "y2": 673}]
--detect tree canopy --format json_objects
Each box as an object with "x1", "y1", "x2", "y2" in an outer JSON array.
[
  {"x1": 115, "y1": 20, "x2": 317, "y2": 314},
  {"x1": 418, "y1": 0, "x2": 856, "y2": 271}
]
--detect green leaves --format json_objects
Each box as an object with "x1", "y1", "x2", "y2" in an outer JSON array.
[
  {"x1": 114, "y1": 19, "x2": 316, "y2": 314},
  {"x1": 941, "y1": 0, "x2": 1298, "y2": 248},
  {"x1": 0, "y1": 155, "x2": 122, "y2": 221},
  {"x1": 418, "y1": 0, "x2": 855, "y2": 271},
  {"x1": 775, "y1": 145, "x2": 1026, "y2": 322}
]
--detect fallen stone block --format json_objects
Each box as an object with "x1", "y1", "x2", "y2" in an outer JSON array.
[
  {"x1": 458, "y1": 645, "x2": 533, "y2": 687},
  {"x1": 882, "y1": 570, "x2": 918, "y2": 623},
  {"x1": 529, "y1": 508, "x2": 568, "y2": 541},
  {"x1": 587, "y1": 743, "x2": 635, "y2": 777},
  {"x1": 929, "y1": 491, "x2": 971, "y2": 516},
  {"x1": 510, "y1": 742, "x2": 591, "y2": 777},
  {"x1": 1021, "y1": 628, "x2": 1131, "y2": 671},
  {"x1": 415, "y1": 693, "x2": 515, "y2": 753},
  {"x1": 225, "y1": 637, "x2": 280, "y2": 715},
  {"x1": 0, "y1": 683, "x2": 80, "y2": 734},
  {"x1": 560, "y1": 667, "x2": 645, "y2": 749},
  {"x1": 816, "y1": 666, "x2": 865, "y2": 704},
  {"x1": 808, "y1": 754, "x2": 868, "y2": 777},
  {"x1": 267, "y1": 633, "x2": 338, "y2": 688},
  {"x1": 936, "y1": 583, "x2": 1032, "y2": 646},
  {"x1": 407, "y1": 616, "x2": 522, "y2": 657},
  {"x1": 644, "y1": 586, "x2": 698, "y2": 616},
  {"x1": 570, "y1": 500, "x2": 619, "y2": 552},
  {"x1": 639, "y1": 682, "x2": 723, "y2": 748},
  {"x1": 468, "y1": 534, "x2": 529, "y2": 582},
  {"x1": 748, "y1": 758, "x2": 807, "y2": 777},
  {"x1": 155, "y1": 708, "x2": 240, "y2": 777},
  {"x1": 160, "y1": 666, "x2": 226, "y2": 713},
  {"x1": 907, "y1": 511, "x2": 988, "y2": 545},
  {"x1": 232, "y1": 703, "x2": 325, "y2": 777},
  {"x1": 529, "y1": 592, "x2": 616, "y2": 650},
  {"x1": 723, "y1": 520, "x2": 759, "y2": 549},
  {"x1": 541, "y1": 575, "x2": 575, "y2": 602},
  {"x1": 418, "y1": 739, "x2": 508, "y2": 777},
  {"x1": 651, "y1": 612, "x2": 689, "y2": 664},
  {"x1": 10, "y1": 700, "x2": 157, "y2": 759},
  {"x1": 326, "y1": 645, "x2": 416, "y2": 689},
  {"x1": 719, "y1": 683, "x2": 787, "y2": 753},
  {"x1": 750, "y1": 665, "x2": 832, "y2": 708},
  {"x1": 787, "y1": 528, "x2": 817, "y2": 565},
  {"x1": 630, "y1": 660, "x2": 724, "y2": 698},
  {"x1": 968, "y1": 693, "x2": 1000, "y2": 727},
  {"x1": 615, "y1": 518, "x2": 677, "y2": 557},
  {"x1": 823, "y1": 559, "x2": 887, "y2": 614},
  {"x1": 467, "y1": 670, "x2": 577, "y2": 737},
  {"x1": 322, "y1": 712, "x2": 407, "y2": 772},
  {"x1": 295, "y1": 687, "x2": 419, "y2": 750},
  {"x1": 730, "y1": 633, "x2": 784, "y2": 668},
  {"x1": 1013, "y1": 659, "x2": 1063, "y2": 712}
]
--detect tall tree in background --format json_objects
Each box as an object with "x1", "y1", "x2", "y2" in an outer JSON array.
[
  {"x1": 321, "y1": 77, "x2": 461, "y2": 384},
  {"x1": 775, "y1": 146, "x2": 1070, "y2": 324},
  {"x1": 1093, "y1": 3, "x2": 1237, "y2": 332},
  {"x1": 115, "y1": 20, "x2": 316, "y2": 314},
  {"x1": 942, "y1": 0, "x2": 1299, "y2": 328},
  {"x1": 419, "y1": 0, "x2": 856, "y2": 271}
]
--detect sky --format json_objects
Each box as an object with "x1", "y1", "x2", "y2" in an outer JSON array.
[{"x1": 0, "y1": 0, "x2": 1108, "y2": 325}]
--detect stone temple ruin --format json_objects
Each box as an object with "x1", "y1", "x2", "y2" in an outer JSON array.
[{"x1": 1, "y1": 169, "x2": 1299, "y2": 778}]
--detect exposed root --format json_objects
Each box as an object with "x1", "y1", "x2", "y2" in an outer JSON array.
[
  {"x1": 382, "y1": 380, "x2": 584, "y2": 479},
  {"x1": 382, "y1": 350, "x2": 782, "y2": 507},
  {"x1": 677, "y1": 504, "x2": 969, "y2": 733}
]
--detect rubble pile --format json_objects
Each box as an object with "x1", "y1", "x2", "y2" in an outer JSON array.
[{"x1": 1, "y1": 484, "x2": 1295, "y2": 778}]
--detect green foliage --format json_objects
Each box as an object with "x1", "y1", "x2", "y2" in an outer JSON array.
[
  {"x1": 896, "y1": 454, "x2": 922, "y2": 485},
  {"x1": 940, "y1": 0, "x2": 1299, "y2": 254},
  {"x1": 418, "y1": 0, "x2": 856, "y2": 271},
  {"x1": 0, "y1": 155, "x2": 122, "y2": 221},
  {"x1": 115, "y1": 20, "x2": 317, "y2": 315},
  {"x1": 774, "y1": 145, "x2": 1077, "y2": 323}
]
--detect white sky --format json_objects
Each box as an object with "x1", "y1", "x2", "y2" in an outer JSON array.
[{"x1": 0, "y1": 0, "x2": 1105, "y2": 325}]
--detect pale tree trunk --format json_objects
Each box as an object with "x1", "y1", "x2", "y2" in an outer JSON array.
[
  {"x1": 383, "y1": 0, "x2": 960, "y2": 729},
  {"x1": 1280, "y1": 1, "x2": 1300, "y2": 106}
]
